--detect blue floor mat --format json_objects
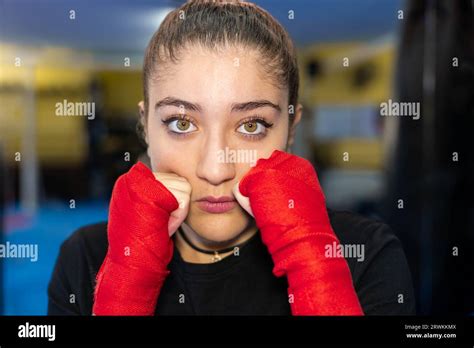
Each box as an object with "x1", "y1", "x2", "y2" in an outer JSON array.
[{"x1": 2, "y1": 201, "x2": 108, "y2": 315}]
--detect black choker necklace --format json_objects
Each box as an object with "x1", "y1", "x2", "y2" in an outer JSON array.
[{"x1": 177, "y1": 227, "x2": 253, "y2": 263}]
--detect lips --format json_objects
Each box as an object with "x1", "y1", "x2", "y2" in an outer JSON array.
[{"x1": 196, "y1": 196, "x2": 237, "y2": 214}]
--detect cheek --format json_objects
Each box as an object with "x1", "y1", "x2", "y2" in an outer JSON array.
[{"x1": 146, "y1": 123, "x2": 195, "y2": 176}]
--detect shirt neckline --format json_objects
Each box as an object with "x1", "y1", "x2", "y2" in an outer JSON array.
[{"x1": 170, "y1": 229, "x2": 262, "y2": 278}]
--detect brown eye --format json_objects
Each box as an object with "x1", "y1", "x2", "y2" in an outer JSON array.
[
  {"x1": 243, "y1": 121, "x2": 257, "y2": 133},
  {"x1": 165, "y1": 117, "x2": 197, "y2": 134},
  {"x1": 177, "y1": 120, "x2": 190, "y2": 131},
  {"x1": 237, "y1": 119, "x2": 267, "y2": 136}
]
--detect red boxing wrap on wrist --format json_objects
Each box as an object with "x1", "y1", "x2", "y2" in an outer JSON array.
[
  {"x1": 93, "y1": 162, "x2": 179, "y2": 315},
  {"x1": 239, "y1": 150, "x2": 364, "y2": 315}
]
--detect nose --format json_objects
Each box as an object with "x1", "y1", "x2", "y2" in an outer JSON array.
[{"x1": 196, "y1": 130, "x2": 236, "y2": 186}]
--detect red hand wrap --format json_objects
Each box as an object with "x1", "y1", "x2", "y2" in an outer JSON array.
[
  {"x1": 239, "y1": 150, "x2": 364, "y2": 315},
  {"x1": 93, "y1": 162, "x2": 179, "y2": 315}
]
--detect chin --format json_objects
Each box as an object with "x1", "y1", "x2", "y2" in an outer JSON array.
[{"x1": 186, "y1": 208, "x2": 250, "y2": 245}]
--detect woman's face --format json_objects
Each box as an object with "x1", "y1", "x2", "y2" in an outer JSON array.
[{"x1": 141, "y1": 44, "x2": 300, "y2": 243}]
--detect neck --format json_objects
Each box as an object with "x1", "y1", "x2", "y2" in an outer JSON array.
[{"x1": 174, "y1": 222, "x2": 258, "y2": 264}]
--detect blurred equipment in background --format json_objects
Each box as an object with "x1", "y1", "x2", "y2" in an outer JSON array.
[
  {"x1": 298, "y1": 39, "x2": 394, "y2": 214},
  {"x1": 384, "y1": 0, "x2": 474, "y2": 315}
]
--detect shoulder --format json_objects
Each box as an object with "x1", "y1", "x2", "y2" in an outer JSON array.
[
  {"x1": 328, "y1": 209, "x2": 391, "y2": 244},
  {"x1": 328, "y1": 209, "x2": 416, "y2": 315},
  {"x1": 58, "y1": 221, "x2": 109, "y2": 284},
  {"x1": 61, "y1": 222, "x2": 108, "y2": 262},
  {"x1": 328, "y1": 209, "x2": 403, "y2": 259},
  {"x1": 47, "y1": 222, "x2": 108, "y2": 315}
]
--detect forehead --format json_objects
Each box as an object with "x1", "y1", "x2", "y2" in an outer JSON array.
[{"x1": 149, "y1": 44, "x2": 287, "y2": 108}]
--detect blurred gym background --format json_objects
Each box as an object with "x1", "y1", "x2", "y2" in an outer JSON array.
[{"x1": 0, "y1": 0, "x2": 473, "y2": 315}]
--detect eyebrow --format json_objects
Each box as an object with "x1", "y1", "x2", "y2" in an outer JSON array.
[
  {"x1": 155, "y1": 97, "x2": 202, "y2": 112},
  {"x1": 155, "y1": 97, "x2": 281, "y2": 113},
  {"x1": 231, "y1": 100, "x2": 281, "y2": 113}
]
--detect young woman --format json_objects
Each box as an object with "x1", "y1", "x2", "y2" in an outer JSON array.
[{"x1": 48, "y1": 0, "x2": 415, "y2": 316}]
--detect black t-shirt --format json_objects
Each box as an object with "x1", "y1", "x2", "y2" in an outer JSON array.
[{"x1": 47, "y1": 210, "x2": 416, "y2": 315}]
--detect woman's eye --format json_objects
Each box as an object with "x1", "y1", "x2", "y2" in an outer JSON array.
[
  {"x1": 168, "y1": 119, "x2": 197, "y2": 133},
  {"x1": 237, "y1": 121, "x2": 266, "y2": 135}
]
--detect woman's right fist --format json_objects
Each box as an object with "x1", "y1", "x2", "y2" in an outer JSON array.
[
  {"x1": 93, "y1": 161, "x2": 186, "y2": 315},
  {"x1": 153, "y1": 172, "x2": 192, "y2": 237}
]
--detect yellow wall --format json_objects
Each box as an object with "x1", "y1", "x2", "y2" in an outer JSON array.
[
  {"x1": 98, "y1": 70, "x2": 142, "y2": 117},
  {"x1": 1, "y1": 63, "x2": 92, "y2": 165},
  {"x1": 299, "y1": 42, "x2": 395, "y2": 106},
  {"x1": 298, "y1": 42, "x2": 395, "y2": 170}
]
